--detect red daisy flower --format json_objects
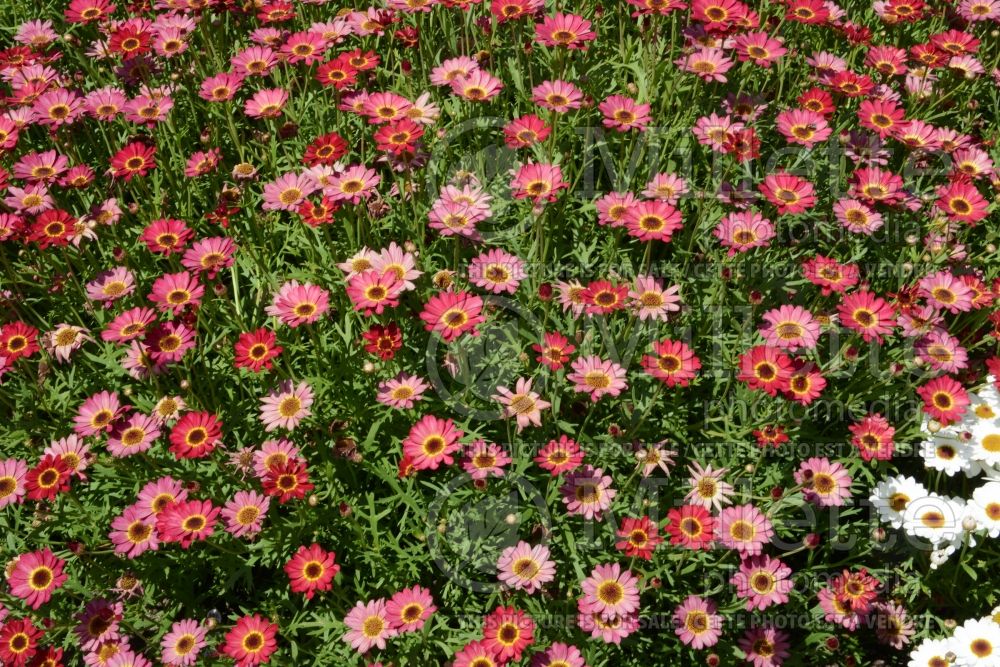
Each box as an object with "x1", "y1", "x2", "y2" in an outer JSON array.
[
  {"x1": 615, "y1": 516, "x2": 663, "y2": 560},
  {"x1": 234, "y1": 329, "x2": 283, "y2": 373},
  {"x1": 666, "y1": 504, "x2": 715, "y2": 549},
  {"x1": 737, "y1": 346, "x2": 793, "y2": 397},
  {"x1": 168, "y1": 411, "x2": 223, "y2": 459},
  {"x1": 222, "y1": 614, "x2": 278, "y2": 667},
  {"x1": 109, "y1": 142, "x2": 156, "y2": 181},
  {"x1": 263, "y1": 461, "x2": 313, "y2": 504},
  {"x1": 916, "y1": 376, "x2": 969, "y2": 425},
  {"x1": 284, "y1": 544, "x2": 339, "y2": 600},
  {"x1": 25, "y1": 455, "x2": 72, "y2": 501},
  {"x1": 362, "y1": 323, "x2": 403, "y2": 360}
]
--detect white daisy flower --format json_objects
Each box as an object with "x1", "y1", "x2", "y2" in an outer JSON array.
[
  {"x1": 921, "y1": 433, "x2": 979, "y2": 477},
  {"x1": 901, "y1": 493, "x2": 965, "y2": 544},
  {"x1": 872, "y1": 475, "x2": 930, "y2": 529},
  {"x1": 907, "y1": 637, "x2": 954, "y2": 667},
  {"x1": 971, "y1": 482, "x2": 1000, "y2": 538},
  {"x1": 952, "y1": 617, "x2": 1000, "y2": 667}
]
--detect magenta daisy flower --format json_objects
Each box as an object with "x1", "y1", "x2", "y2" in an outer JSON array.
[
  {"x1": 155, "y1": 499, "x2": 219, "y2": 550},
  {"x1": 259, "y1": 380, "x2": 314, "y2": 432},
  {"x1": 496, "y1": 541, "x2": 556, "y2": 594}
]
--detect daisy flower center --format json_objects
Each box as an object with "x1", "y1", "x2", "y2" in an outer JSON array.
[
  {"x1": 237, "y1": 506, "x2": 260, "y2": 524},
  {"x1": 729, "y1": 520, "x2": 755, "y2": 541},
  {"x1": 584, "y1": 371, "x2": 611, "y2": 389},
  {"x1": 278, "y1": 397, "x2": 302, "y2": 417},
  {"x1": 512, "y1": 557, "x2": 539, "y2": 579},
  {"x1": 30, "y1": 567, "x2": 53, "y2": 589},
  {"x1": 597, "y1": 580, "x2": 624, "y2": 604},
  {"x1": 362, "y1": 616, "x2": 385, "y2": 638},
  {"x1": 982, "y1": 434, "x2": 1000, "y2": 452}
]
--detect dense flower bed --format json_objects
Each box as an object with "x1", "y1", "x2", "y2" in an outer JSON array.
[{"x1": 0, "y1": 0, "x2": 999, "y2": 666}]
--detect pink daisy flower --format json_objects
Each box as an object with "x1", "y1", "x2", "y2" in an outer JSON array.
[
  {"x1": 221, "y1": 490, "x2": 270, "y2": 538},
  {"x1": 401, "y1": 415, "x2": 463, "y2": 471},
  {"x1": 469, "y1": 249, "x2": 526, "y2": 294},
  {"x1": 568, "y1": 356, "x2": 627, "y2": 402},
  {"x1": 598, "y1": 95, "x2": 651, "y2": 132},
  {"x1": 561, "y1": 465, "x2": 616, "y2": 519},
  {"x1": 530, "y1": 643, "x2": 587, "y2": 667},
  {"x1": 738, "y1": 625, "x2": 791, "y2": 667},
  {"x1": 342, "y1": 599, "x2": 397, "y2": 653},
  {"x1": 346, "y1": 269, "x2": 403, "y2": 315},
  {"x1": 420, "y1": 290, "x2": 485, "y2": 342},
  {"x1": 155, "y1": 499, "x2": 219, "y2": 549},
  {"x1": 377, "y1": 374, "x2": 429, "y2": 409},
  {"x1": 731, "y1": 555, "x2": 794, "y2": 610},
  {"x1": 148, "y1": 271, "x2": 204, "y2": 314},
  {"x1": 492, "y1": 377, "x2": 550, "y2": 431},
  {"x1": 8, "y1": 548, "x2": 68, "y2": 609},
  {"x1": 266, "y1": 280, "x2": 330, "y2": 327},
  {"x1": 531, "y1": 80, "x2": 584, "y2": 112},
  {"x1": 716, "y1": 504, "x2": 773, "y2": 556},
  {"x1": 759, "y1": 305, "x2": 820, "y2": 350},
  {"x1": 624, "y1": 200, "x2": 683, "y2": 242},
  {"x1": 496, "y1": 541, "x2": 555, "y2": 593},
  {"x1": 86, "y1": 267, "x2": 136, "y2": 304},
  {"x1": 107, "y1": 413, "x2": 161, "y2": 457},
  {"x1": 262, "y1": 172, "x2": 318, "y2": 211},
  {"x1": 580, "y1": 563, "x2": 640, "y2": 620},
  {"x1": 0, "y1": 458, "x2": 28, "y2": 509},
  {"x1": 535, "y1": 13, "x2": 596, "y2": 49},
  {"x1": 329, "y1": 164, "x2": 381, "y2": 204},
  {"x1": 673, "y1": 595, "x2": 723, "y2": 649},
  {"x1": 461, "y1": 440, "x2": 511, "y2": 480},
  {"x1": 775, "y1": 108, "x2": 831, "y2": 147},
  {"x1": 794, "y1": 457, "x2": 852, "y2": 507},
  {"x1": 244, "y1": 87, "x2": 288, "y2": 118},
  {"x1": 511, "y1": 163, "x2": 568, "y2": 202},
  {"x1": 259, "y1": 380, "x2": 313, "y2": 432},
  {"x1": 918, "y1": 269, "x2": 974, "y2": 313},
  {"x1": 534, "y1": 436, "x2": 584, "y2": 475},
  {"x1": 73, "y1": 390, "x2": 122, "y2": 437},
  {"x1": 713, "y1": 211, "x2": 775, "y2": 255},
  {"x1": 160, "y1": 619, "x2": 207, "y2": 666},
  {"x1": 628, "y1": 275, "x2": 681, "y2": 321},
  {"x1": 675, "y1": 47, "x2": 734, "y2": 82},
  {"x1": 451, "y1": 70, "x2": 504, "y2": 102},
  {"x1": 385, "y1": 586, "x2": 436, "y2": 632}
]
